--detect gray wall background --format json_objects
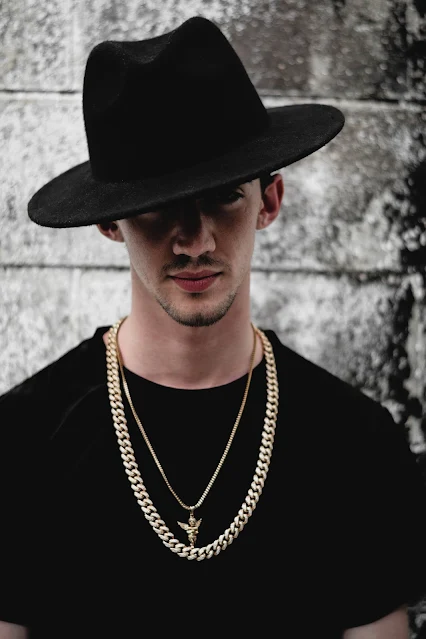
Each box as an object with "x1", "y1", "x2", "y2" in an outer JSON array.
[{"x1": 1, "y1": 0, "x2": 426, "y2": 633}]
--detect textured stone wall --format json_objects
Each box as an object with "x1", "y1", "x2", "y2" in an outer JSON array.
[{"x1": 1, "y1": 0, "x2": 426, "y2": 633}]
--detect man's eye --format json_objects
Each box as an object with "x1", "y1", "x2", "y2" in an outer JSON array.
[{"x1": 212, "y1": 191, "x2": 243, "y2": 204}]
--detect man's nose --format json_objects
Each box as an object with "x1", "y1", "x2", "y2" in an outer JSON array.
[{"x1": 172, "y1": 201, "x2": 216, "y2": 256}]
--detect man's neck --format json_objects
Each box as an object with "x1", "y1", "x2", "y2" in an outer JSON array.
[{"x1": 102, "y1": 314, "x2": 264, "y2": 390}]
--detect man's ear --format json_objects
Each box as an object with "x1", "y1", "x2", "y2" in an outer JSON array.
[
  {"x1": 96, "y1": 221, "x2": 125, "y2": 242},
  {"x1": 256, "y1": 173, "x2": 284, "y2": 230}
]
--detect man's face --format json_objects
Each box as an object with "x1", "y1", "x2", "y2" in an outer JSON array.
[{"x1": 101, "y1": 177, "x2": 280, "y2": 328}]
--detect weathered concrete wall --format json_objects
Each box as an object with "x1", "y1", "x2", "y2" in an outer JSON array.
[{"x1": 1, "y1": 0, "x2": 426, "y2": 631}]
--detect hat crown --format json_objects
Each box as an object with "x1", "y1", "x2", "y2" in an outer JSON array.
[{"x1": 83, "y1": 17, "x2": 270, "y2": 182}]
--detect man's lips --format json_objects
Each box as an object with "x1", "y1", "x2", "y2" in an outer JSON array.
[
  {"x1": 171, "y1": 273, "x2": 221, "y2": 291},
  {"x1": 171, "y1": 270, "x2": 221, "y2": 280}
]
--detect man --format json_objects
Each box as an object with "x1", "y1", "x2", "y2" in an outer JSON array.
[{"x1": 1, "y1": 15, "x2": 426, "y2": 639}]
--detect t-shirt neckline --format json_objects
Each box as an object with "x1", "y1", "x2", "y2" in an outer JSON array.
[{"x1": 93, "y1": 324, "x2": 267, "y2": 393}]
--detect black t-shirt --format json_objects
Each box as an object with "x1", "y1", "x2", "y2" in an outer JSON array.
[{"x1": 1, "y1": 325, "x2": 426, "y2": 638}]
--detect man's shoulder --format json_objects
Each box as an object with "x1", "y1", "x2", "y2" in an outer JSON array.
[
  {"x1": 264, "y1": 327, "x2": 390, "y2": 429},
  {"x1": 0, "y1": 325, "x2": 109, "y2": 425}
]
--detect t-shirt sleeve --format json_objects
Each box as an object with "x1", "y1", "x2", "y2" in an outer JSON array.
[{"x1": 337, "y1": 402, "x2": 426, "y2": 630}]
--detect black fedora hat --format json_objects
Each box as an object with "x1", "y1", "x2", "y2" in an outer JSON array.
[{"x1": 28, "y1": 16, "x2": 345, "y2": 229}]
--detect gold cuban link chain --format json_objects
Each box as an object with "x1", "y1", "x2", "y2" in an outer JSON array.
[{"x1": 106, "y1": 316, "x2": 279, "y2": 560}]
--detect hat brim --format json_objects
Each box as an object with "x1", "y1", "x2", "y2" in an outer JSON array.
[{"x1": 28, "y1": 104, "x2": 344, "y2": 228}]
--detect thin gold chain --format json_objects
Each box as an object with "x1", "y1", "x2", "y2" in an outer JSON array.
[{"x1": 115, "y1": 317, "x2": 258, "y2": 512}]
